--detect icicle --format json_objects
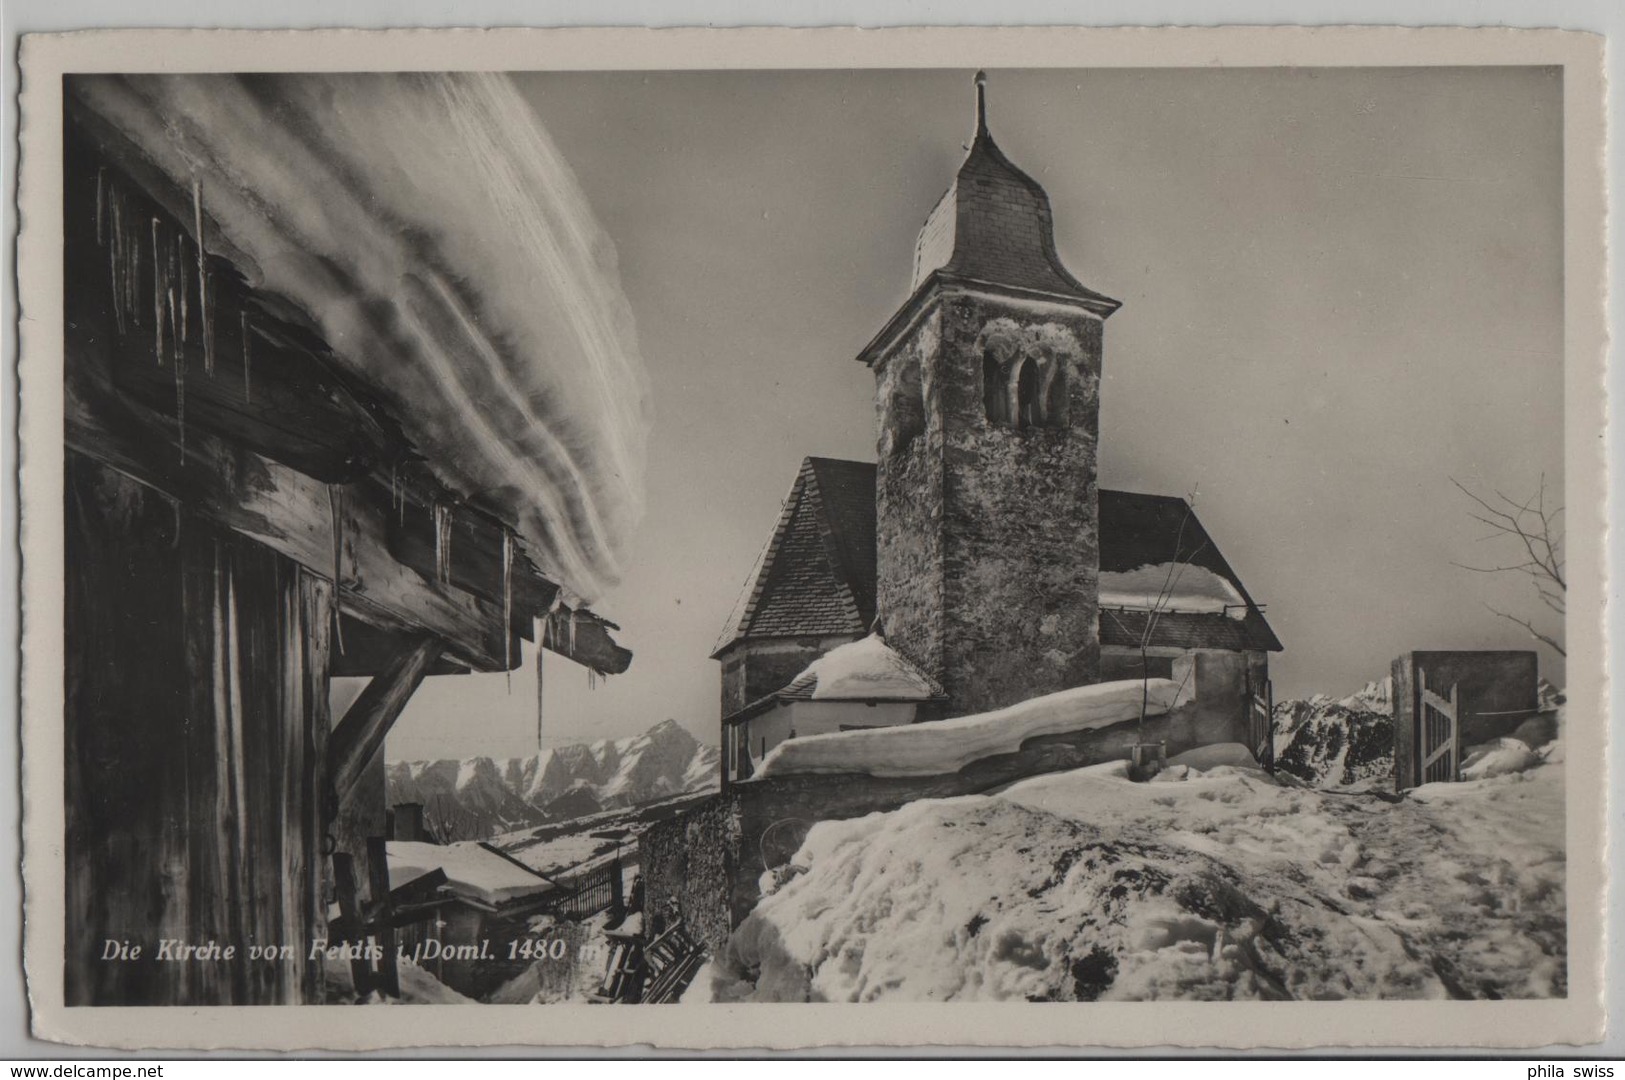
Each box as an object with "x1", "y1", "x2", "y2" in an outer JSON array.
[
  {"x1": 432, "y1": 503, "x2": 454, "y2": 584},
  {"x1": 95, "y1": 168, "x2": 106, "y2": 247},
  {"x1": 151, "y1": 219, "x2": 165, "y2": 366},
  {"x1": 239, "y1": 310, "x2": 252, "y2": 403},
  {"x1": 177, "y1": 236, "x2": 189, "y2": 346},
  {"x1": 174, "y1": 315, "x2": 186, "y2": 462},
  {"x1": 535, "y1": 637, "x2": 545, "y2": 752},
  {"x1": 193, "y1": 178, "x2": 214, "y2": 376},
  {"x1": 329, "y1": 486, "x2": 346, "y2": 656},
  {"x1": 126, "y1": 200, "x2": 139, "y2": 329},
  {"x1": 109, "y1": 195, "x2": 125, "y2": 334},
  {"x1": 568, "y1": 609, "x2": 577, "y2": 658},
  {"x1": 501, "y1": 528, "x2": 514, "y2": 693}
]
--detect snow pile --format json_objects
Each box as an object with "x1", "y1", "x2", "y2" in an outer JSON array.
[
  {"x1": 71, "y1": 73, "x2": 651, "y2": 600},
  {"x1": 790, "y1": 634, "x2": 941, "y2": 701},
  {"x1": 324, "y1": 957, "x2": 476, "y2": 1005},
  {"x1": 1460, "y1": 738, "x2": 1544, "y2": 781},
  {"x1": 1272, "y1": 682, "x2": 1395, "y2": 787},
  {"x1": 754, "y1": 678, "x2": 1179, "y2": 779},
  {"x1": 719, "y1": 723, "x2": 1566, "y2": 1002},
  {"x1": 488, "y1": 912, "x2": 609, "y2": 1004},
  {"x1": 1098, "y1": 563, "x2": 1248, "y2": 617},
  {"x1": 386, "y1": 840, "x2": 554, "y2": 906}
]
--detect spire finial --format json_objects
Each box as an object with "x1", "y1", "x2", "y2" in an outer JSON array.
[{"x1": 974, "y1": 70, "x2": 989, "y2": 136}]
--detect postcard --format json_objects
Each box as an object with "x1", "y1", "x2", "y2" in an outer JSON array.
[{"x1": 15, "y1": 26, "x2": 1608, "y2": 1051}]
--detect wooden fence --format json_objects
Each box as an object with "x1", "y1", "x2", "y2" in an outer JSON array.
[{"x1": 548, "y1": 857, "x2": 623, "y2": 920}]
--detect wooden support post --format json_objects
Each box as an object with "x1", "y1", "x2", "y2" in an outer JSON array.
[
  {"x1": 366, "y1": 836, "x2": 401, "y2": 999},
  {"x1": 328, "y1": 635, "x2": 445, "y2": 802},
  {"x1": 331, "y1": 853, "x2": 375, "y2": 999}
]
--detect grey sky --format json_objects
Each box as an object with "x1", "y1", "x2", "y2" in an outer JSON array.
[{"x1": 388, "y1": 65, "x2": 1564, "y2": 759}]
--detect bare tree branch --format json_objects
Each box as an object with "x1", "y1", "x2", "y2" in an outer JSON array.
[
  {"x1": 1486, "y1": 604, "x2": 1567, "y2": 657},
  {"x1": 1453, "y1": 476, "x2": 1566, "y2": 656}
]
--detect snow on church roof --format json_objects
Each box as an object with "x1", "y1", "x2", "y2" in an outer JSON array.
[
  {"x1": 67, "y1": 73, "x2": 651, "y2": 603},
  {"x1": 780, "y1": 634, "x2": 945, "y2": 703}
]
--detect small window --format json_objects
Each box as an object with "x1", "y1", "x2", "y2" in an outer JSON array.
[
  {"x1": 983, "y1": 351, "x2": 1010, "y2": 425},
  {"x1": 1016, "y1": 358, "x2": 1042, "y2": 428}
]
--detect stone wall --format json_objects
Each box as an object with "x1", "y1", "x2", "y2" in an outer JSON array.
[
  {"x1": 638, "y1": 792, "x2": 744, "y2": 957},
  {"x1": 874, "y1": 290, "x2": 1103, "y2": 717},
  {"x1": 645, "y1": 695, "x2": 1251, "y2": 955}
]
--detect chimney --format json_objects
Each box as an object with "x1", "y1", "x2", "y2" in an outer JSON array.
[{"x1": 391, "y1": 802, "x2": 427, "y2": 842}]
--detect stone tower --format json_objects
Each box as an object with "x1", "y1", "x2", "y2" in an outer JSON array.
[{"x1": 858, "y1": 73, "x2": 1121, "y2": 716}]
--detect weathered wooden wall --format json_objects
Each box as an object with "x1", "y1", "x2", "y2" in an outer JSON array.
[{"x1": 66, "y1": 452, "x2": 331, "y2": 1005}]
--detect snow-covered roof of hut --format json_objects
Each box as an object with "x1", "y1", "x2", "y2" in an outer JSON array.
[
  {"x1": 387, "y1": 840, "x2": 556, "y2": 909},
  {"x1": 782, "y1": 634, "x2": 945, "y2": 702},
  {"x1": 67, "y1": 73, "x2": 650, "y2": 602}
]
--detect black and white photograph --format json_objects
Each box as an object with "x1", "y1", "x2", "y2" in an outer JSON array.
[{"x1": 15, "y1": 26, "x2": 1608, "y2": 1051}]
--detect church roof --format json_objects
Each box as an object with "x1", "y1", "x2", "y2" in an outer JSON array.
[
  {"x1": 712, "y1": 460, "x2": 1282, "y2": 655},
  {"x1": 711, "y1": 458, "x2": 877, "y2": 656},
  {"x1": 908, "y1": 74, "x2": 1120, "y2": 309},
  {"x1": 859, "y1": 74, "x2": 1120, "y2": 369}
]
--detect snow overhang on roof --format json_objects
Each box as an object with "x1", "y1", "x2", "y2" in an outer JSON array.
[{"x1": 67, "y1": 73, "x2": 651, "y2": 605}]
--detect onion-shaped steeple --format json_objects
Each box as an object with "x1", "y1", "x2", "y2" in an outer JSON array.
[{"x1": 911, "y1": 72, "x2": 1119, "y2": 316}]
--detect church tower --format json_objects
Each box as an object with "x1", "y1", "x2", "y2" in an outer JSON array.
[{"x1": 859, "y1": 73, "x2": 1121, "y2": 717}]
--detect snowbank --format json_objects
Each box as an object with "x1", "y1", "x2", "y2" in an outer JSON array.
[
  {"x1": 754, "y1": 678, "x2": 1179, "y2": 779},
  {"x1": 71, "y1": 74, "x2": 651, "y2": 599},
  {"x1": 793, "y1": 634, "x2": 940, "y2": 701},
  {"x1": 1459, "y1": 738, "x2": 1542, "y2": 781},
  {"x1": 721, "y1": 727, "x2": 1566, "y2": 1002},
  {"x1": 1098, "y1": 563, "x2": 1247, "y2": 617}
]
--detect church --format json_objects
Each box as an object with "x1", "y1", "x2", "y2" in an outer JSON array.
[{"x1": 712, "y1": 75, "x2": 1282, "y2": 785}]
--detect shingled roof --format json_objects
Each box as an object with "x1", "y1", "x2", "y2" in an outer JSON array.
[
  {"x1": 910, "y1": 76, "x2": 1119, "y2": 312},
  {"x1": 713, "y1": 460, "x2": 1281, "y2": 655},
  {"x1": 711, "y1": 458, "x2": 878, "y2": 657}
]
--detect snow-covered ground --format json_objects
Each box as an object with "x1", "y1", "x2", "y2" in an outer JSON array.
[{"x1": 712, "y1": 717, "x2": 1565, "y2": 1003}]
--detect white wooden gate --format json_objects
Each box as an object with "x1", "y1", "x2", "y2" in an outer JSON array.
[
  {"x1": 1248, "y1": 676, "x2": 1274, "y2": 773},
  {"x1": 1418, "y1": 669, "x2": 1461, "y2": 784}
]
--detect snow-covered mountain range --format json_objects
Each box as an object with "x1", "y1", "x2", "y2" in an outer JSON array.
[
  {"x1": 1271, "y1": 678, "x2": 1397, "y2": 787},
  {"x1": 387, "y1": 719, "x2": 719, "y2": 841}
]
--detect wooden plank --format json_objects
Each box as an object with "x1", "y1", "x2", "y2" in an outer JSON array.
[
  {"x1": 542, "y1": 608, "x2": 635, "y2": 676},
  {"x1": 366, "y1": 837, "x2": 401, "y2": 998},
  {"x1": 330, "y1": 853, "x2": 375, "y2": 998},
  {"x1": 66, "y1": 384, "x2": 513, "y2": 671},
  {"x1": 1421, "y1": 687, "x2": 1457, "y2": 716},
  {"x1": 386, "y1": 497, "x2": 559, "y2": 613},
  {"x1": 330, "y1": 614, "x2": 474, "y2": 679},
  {"x1": 329, "y1": 636, "x2": 445, "y2": 801},
  {"x1": 109, "y1": 316, "x2": 391, "y2": 484}
]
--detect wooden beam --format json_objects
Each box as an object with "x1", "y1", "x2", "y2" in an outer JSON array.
[
  {"x1": 386, "y1": 495, "x2": 560, "y2": 614},
  {"x1": 66, "y1": 384, "x2": 512, "y2": 670},
  {"x1": 331, "y1": 615, "x2": 473, "y2": 679},
  {"x1": 329, "y1": 635, "x2": 445, "y2": 801},
  {"x1": 545, "y1": 608, "x2": 634, "y2": 676}
]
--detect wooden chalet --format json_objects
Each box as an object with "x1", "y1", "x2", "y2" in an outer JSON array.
[{"x1": 62, "y1": 75, "x2": 636, "y2": 1006}]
